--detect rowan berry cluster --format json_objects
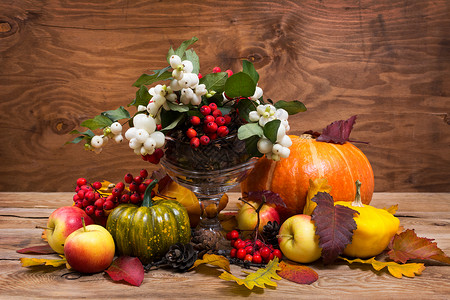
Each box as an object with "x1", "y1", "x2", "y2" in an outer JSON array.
[
  {"x1": 72, "y1": 169, "x2": 155, "y2": 225},
  {"x1": 186, "y1": 103, "x2": 232, "y2": 148},
  {"x1": 226, "y1": 230, "x2": 282, "y2": 264}
]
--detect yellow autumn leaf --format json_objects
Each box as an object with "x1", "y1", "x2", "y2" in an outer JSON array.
[
  {"x1": 191, "y1": 254, "x2": 230, "y2": 272},
  {"x1": 383, "y1": 204, "x2": 399, "y2": 215},
  {"x1": 20, "y1": 255, "x2": 67, "y2": 268},
  {"x1": 340, "y1": 256, "x2": 425, "y2": 278},
  {"x1": 303, "y1": 178, "x2": 332, "y2": 215},
  {"x1": 219, "y1": 257, "x2": 282, "y2": 290}
]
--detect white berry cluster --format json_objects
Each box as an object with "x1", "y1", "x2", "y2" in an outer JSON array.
[
  {"x1": 88, "y1": 122, "x2": 124, "y2": 154},
  {"x1": 124, "y1": 114, "x2": 165, "y2": 156},
  {"x1": 249, "y1": 104, "x2": 293, "y2": 161}
]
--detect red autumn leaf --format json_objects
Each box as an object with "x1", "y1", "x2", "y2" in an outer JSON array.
[
  {"x1": 17, "y1": 244, "x2": 56, "y2": 254},
  {"x1": 316, "y1": 115, "x2": 357, "y2": 144},
  {"x1": 105, "y1": 256, "x2": 144, "y2": 286},
  {"x1": 387, "y1": 229, "x2": 450, "y2": 264},
  {"x1": 311, "y1": 192, "x2": 359, "y2": 264},
  {"x1": 277, "y1": 261, "x2": 318, "y2": 284},
  {"x1": 246, "y1": 190, "x2": 287, "y2": 208}
]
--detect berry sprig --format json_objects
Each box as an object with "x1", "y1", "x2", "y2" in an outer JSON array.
[
  {"x1": 72, "y1": 169, "x2": 155, "y2": 225},
  {"x1": 226, "y1": 230, "x2": 282, "y2": 264}
]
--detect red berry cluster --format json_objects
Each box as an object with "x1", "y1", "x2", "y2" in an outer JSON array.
[
  {"x1": 72, "y1": 169, "x2": 155, "y2": 225},
  {"x1": 187, "y1": 103, "x2": 232, "y2": 148},
  {"x1": 226, "y1": 230, "x2": 282, "y2": 264},
  {"x1": 142, "y1": 148, "x2": 164, "y2": 164}
]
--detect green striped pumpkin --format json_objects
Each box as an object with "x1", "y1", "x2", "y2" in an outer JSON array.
[{"x1": 106, "y1": 181, "x2": 191, "y2": 264}]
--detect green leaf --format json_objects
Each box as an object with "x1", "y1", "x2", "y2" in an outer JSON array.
[
  {"x1": 200, "y1": 72, "x2": 228, "y2": 94},
  {"x1": 263, "y1": 119, "x2": 281, "y2": 143},
  {"x1": 238, "y1": 123, "x2": 263, "y2": 140},
  {"x1": 242, "y1": 60, "x2": 259, "y2": 84},
  {"x1": 224, "y1": 72, "x2": 256, "y2": 98},
  {"x1": 236, "y1": 98, "x2": 257, "y2": 122},
  {"x1": 129, "y1": 86, "x2": 152, "y2": 107},
  {"x1": 132, "y1": 67, "x2": 172, "y2": 87},
  {"x1": 65, "y1": 136, "x2": 85, "y2": 145},
  {"x1": 167, "y1": 101, "x2": 189, "y2": 112},
  {"x1": 159, "y1": 109, "x2": 184, "y2": 132},
  {"x1": 69, "y1": 129, "x2": 94, "y2": 137},
  {"x1": 274, "y1": 100, "x2": 307, "y2": 115},
  {"x1": 166, "y1": 47, "x2": 175, "y2": 64},
  {"x1": 102, "y1": 106, "x2": 130, "y2": 122},
  {"x1": 81, "y1": 115, "x2": 113, "y2": 131},
  {"x1": 184, "y1": 49, "x2": 200, "y2": 74},
  {"x1": 244, "y1": 135, "x2": 264, "y2": 158},
  {"x1": 174, "y1": 37, "x2": 198, "y2": 57}
]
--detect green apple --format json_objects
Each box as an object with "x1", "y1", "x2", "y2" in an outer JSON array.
[
  {"x1": 45, "y1": 206, "x2": 94, "y2": 254},
  {"x1": 237, "y1": 200, "x2": 280, "y2": 235},
  {"x1": 278, "y1": 214, "x2": 322, "y2": 263},
  {"x1": 64, "y1": 220, "x2": 115, "y2": 273}
]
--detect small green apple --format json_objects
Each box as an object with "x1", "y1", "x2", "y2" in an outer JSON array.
[
  {"x1": 278, "y1": 214, "x2": 322, "y2": 263},
  {"x1": 64, "y1": 220, "x2": 115, "y2": 273},
  {"x1": 45, "y1": 206, "x2": 94, "y2": 254}
]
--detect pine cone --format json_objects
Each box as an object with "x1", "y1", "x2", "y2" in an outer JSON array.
[
  {"x1": 165, "y1": 243, "x2": 198, "y2": 272},
  {"x1": 190, "y1": 228, "x2": 221, "y2": 252},
  {"x1": 262, "y1": 221, "x2": 280, "y2": 249}
]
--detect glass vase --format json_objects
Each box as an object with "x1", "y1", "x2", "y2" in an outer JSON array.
[{"x1": 160, "y1": 134, "x2": 256, "y2": 248}]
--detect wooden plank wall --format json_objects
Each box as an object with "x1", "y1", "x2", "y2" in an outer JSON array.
[{"x1": 0, "y1": 0, "x2": 449, "y2": 192}]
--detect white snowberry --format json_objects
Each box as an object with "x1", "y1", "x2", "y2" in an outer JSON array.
[
  {"x1": 257, "y1": 138, "x2": 273, "y2": 154},
  {"x1": 150, "y1": 131, "x2": 165, "y2": 148},
  {"x1": 249, "y1": 111, "x2": 260, "y2": 122},
  {"x1": 133, "y1": 114, "x2": 156, "y2": 134},
  {"x1": 135, "y1": 128, "x2": 150, "y2": 143},
  {"x1": 113, "y1": 134, "x2": 123, "y2": 143},
  {"x1": 143, "y1": 137, "x2": 156, "y2": 152},
  {"x1": 279, "y1": 146, "x2": 290, "y2": 158},
  {"x1": 128, "y1": 138, "x2": 141, "y2": 150},
  {"x1": 170, "y1": 55, "x2": 182, "y2": 69},
  {"x1": 279, "y1": 135, "x2": 292, "y2": 147},
  {"x1": 182, "y1": 60, "x2": 194, "y2": 73},
  {"x1": 172, "y1": 69, "x2": 183, "y2": 80},
  {"x1": 250, "y1": 86, "x2": 263, "y2": 101},
  {"x1": 110, "y1": 122, "x2": 122, "y2": 135},
  {"x1": 125, "y1": 127, "x2": 138, "y2": 140},
  {"x1": 90, "y1": 135, "x2": 104, "y2": 148}
]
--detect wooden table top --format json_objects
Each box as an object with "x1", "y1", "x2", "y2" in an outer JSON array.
[{"x1": 0, "y1": 192, "x2": 449, "y2": 299}]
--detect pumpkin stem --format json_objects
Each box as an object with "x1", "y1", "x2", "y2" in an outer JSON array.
[
  {"x1": 142, "y1": 179, "x2": 159, "y2": 207},
  {"x1": 351, "y1": 180, "x2": 364, "y2": 207}
]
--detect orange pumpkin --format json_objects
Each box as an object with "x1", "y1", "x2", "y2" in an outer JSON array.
[{"x1": 241, "y1": 134, "x2": 374, "y2": 217}]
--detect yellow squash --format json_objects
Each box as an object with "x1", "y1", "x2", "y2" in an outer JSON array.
[{"x1": 336, "y1": 181, "x2": 400, "y2": 258}]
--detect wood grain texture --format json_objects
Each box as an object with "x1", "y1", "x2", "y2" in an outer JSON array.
[
  {"x1": 0, "y1": 0, "x2": 449, "y2": 192},
  {"x1": 0, "y1": 192, "x2": 449, "y2": 299}
]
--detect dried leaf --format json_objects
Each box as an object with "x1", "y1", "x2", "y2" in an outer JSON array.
[
  {"x1": 219, "y1": 257, "x2": 282, "y2": 289},
  {"x1": 17, "y1": 244, "x2": 56, "y2": 254},
  {"x1": 277, "y1": 261, "x2": 318, "y2": 284},
  {"x1": 105, "y1": 256, "x2": 144, "y2": 287},
  {"x1": 311, "y1": 192, "x2": 359, "y2": 264},
  {"x1": 383, "y1": 204, "x2": 399, "y2": 215},
  {"x1": 316, "y1": 115, "x2": 357, "y2": 144},
  {"x1": 340, "y1": 256, "x2": 425, "y2": 278},
  {"x1": 246, "y1": 190, "x2": 287, "y2": 208},
  {"x1": 387, "y1": 229, "x2": 450, "y2": 264},
  {"x1": 303, "y1": 178, "x2": 332, "y2": 215},
  {"x1": 20, "y1": 256, "x2": 67, "y2": 268},
  {"x1": 191, "y1": 254, "x2": 230, "y2": 272}
]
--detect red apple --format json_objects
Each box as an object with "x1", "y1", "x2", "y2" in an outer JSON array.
[
  {"x1": 45, "y1": 206, "x2": 94, "y2": 254},
  {"x1": 237, "y1": 201, "x2": 280, "y2": 236},
  {"x1": 278, "y1": 214, "x2": 322, "y2": 263},
  {"x1": 64, "y1": 220, "x2": 115, "y2": 273}
]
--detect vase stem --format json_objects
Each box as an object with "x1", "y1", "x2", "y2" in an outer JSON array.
[{"x1": 196, "y1": 193, "x2": 223, "y2": 231}]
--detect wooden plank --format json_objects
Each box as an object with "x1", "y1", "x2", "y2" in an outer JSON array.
[{"x1": 0, "y1": 0, "x2": 449, "y2": 193}]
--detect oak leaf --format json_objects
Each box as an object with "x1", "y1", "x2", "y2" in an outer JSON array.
[
  {"x1": 277, "y1": 261, "x2": 318, "y2": 284},
  {"x1": 191, "y1": 254, "x2": 230, "y2": 272},
  {"x1": 105, "y1": 256, "x2": 144, "y2": 287},
  {"x1": 17, "y1": 244, "x2": 56, "y2": 254},
  {"x1": 219, "y1": 257, "x2": 282, "y2": 289},
  {"x1": 311, "y1": 192, "x2": 359, "y2": 264},
  {"x1": 316, "y1": 115, "x2": 357, "y2": 144},
  {"x1": 303, "y1": 178, "x2": 332, "y2": 215},
  {"x1": 20, "y1": 256, "x2": 67, "y2": 268},
  {"x1": 340, "y1": 256, "x2": 425, "y2": 278},
  {"x1": 387, "y1": 229, "x2": 450, "y2": 264}
]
